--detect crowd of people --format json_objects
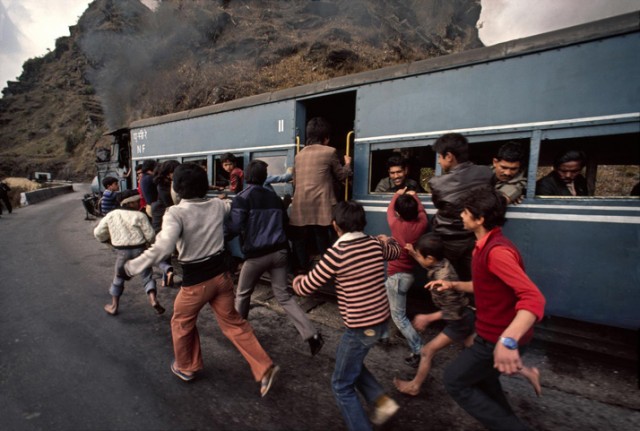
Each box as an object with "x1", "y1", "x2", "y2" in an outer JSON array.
[{"x1": 92, "y1": 119, "x2": 549, "y2": 430}]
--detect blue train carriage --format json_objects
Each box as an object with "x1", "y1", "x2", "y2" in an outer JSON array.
[{"x1": 126, "y1": 12, "x2": 639, "y2": 329}]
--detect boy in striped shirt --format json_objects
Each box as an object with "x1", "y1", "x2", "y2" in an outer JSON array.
[{"x1": 293, "y1": 200, "x2": 402, "y2": 430}]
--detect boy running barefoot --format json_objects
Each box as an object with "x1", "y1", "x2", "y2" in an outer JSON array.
[
  {"x1": 94, "y1": 194, "x2": 164, "y2": 316},
  {"x1": 394, "y1": 233, "x2": 475, "y2": 396}
]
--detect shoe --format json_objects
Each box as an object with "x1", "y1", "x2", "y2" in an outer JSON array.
[
  {"x1": 370, "y1": 396, "x2": 399, "y2": 426},
  {"x1": 308, "y1": 333, "x2": 325, "y2": 357},
  {"x1": 404, "y1": 353, "x2": 420, "y2": 368},
  {"x1": 260, "y1": 365, "x2": 280, "y2": 397},
  {"x1": 171, "y1": 361, "x2": 195, "y2": 382}
]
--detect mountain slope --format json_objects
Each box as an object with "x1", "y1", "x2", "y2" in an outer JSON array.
[{"x1": 0, "y1": 0, "x2": 482, "y2": 180}]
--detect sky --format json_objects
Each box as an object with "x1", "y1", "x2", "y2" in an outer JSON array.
[{"x1": 0, "y1": 0, "x2": 639, "y2": 91}]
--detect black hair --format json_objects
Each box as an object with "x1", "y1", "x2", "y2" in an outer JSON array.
[
  {"x1": 102, "y1": 176, "x2": 118, "y2": 188},
  {"x1": 433, "y1": 133, "x2": 469, "y2": 163},
  {"x1": 496, "y1": 141, "x2": 525, "y2": 163},
  {"x1": 394, "y1": 194, "x2": 419, "y2": 221},
  {"x1": 245, "y1": 159, "x2": 268, "y2": 185},
  {"x1": 553, "y1": 149, "x2": 587, "y2": 169},
  {"x1": 306, "y1": 117, "x2": 331, "y2": 145},
  {"x1": 386, "y1": 155, "x2": 408, "y2": 170},
  {"x1": 461, "y1": 186, "x2": 507, "y2": 231},
  {"x1": 415, "y1": 233, "x2": 445, "y2": 261},
  {"x1": 220, "y1": 152, "x2": 237, "y2": 165},
  {"x1": 153, "y1": 160, "x2": 181, "y2": 185},
  {"x1": 141, "y1": 160, "x2": 157, "y2": 173},
  {"x1": 333, "y1": 200, "x2": 367, "y2": 233},
  {"x1": 172, "y1": 162, "x2": 209, "y2": 199}
]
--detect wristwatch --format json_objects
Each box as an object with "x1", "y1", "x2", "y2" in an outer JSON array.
[{"x1": 499, "y1": 336, "x2": 518, "y2": 350}]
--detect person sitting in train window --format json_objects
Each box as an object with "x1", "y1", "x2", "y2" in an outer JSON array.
[
  {"x1": 220, "y1": 152, "x2": 244, "y2": 194},
  {"x1": 535, "y1": 149, "x2": 588, "y2": 196},
  {"x1": 429, "y1": 133, "x2": 493, "y2": 282},
  {"x1": 289, "y1": 117, "x2": 352, "y2": 273},
  {"x1": 374, "y1": 155, "x2": 420, "y2": 193},
  {"x1": 492, "y1": 142, "x2": 527, "y2": 205}
]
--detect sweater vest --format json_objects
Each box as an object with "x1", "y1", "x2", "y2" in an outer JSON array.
[{"x1": 472, "y1": 229, "x2": 534, "y2": 344}]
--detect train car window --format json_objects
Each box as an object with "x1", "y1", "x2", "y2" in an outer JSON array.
[
  {"x1": 254, "y1": 154, "x2": 291, "y2": 197},
  {"x1": 213, "y1": 154, "x2": 244, "y2": 189},
  {"x1": 536, "y1": 133, "x2": 640, "y2": 197},
  {"x1": 370, "y1": 145, "x2": 436, "y2": 193}
]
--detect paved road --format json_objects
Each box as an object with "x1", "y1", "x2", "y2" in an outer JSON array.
[{"x1": 1, "y1": 185, "x2": 638, "y2": 430}]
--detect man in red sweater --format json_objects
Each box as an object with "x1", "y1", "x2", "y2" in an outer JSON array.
[{"x1": 426, "y1": 187, "x2": 545, "y2": 430}]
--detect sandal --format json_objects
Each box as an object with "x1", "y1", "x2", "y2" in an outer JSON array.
[
  {"x1": 171, "y1": 361, "x2": 195, "y2": 382},
  {"x1": 260, "y1": 365, "x2": 280, "y2": 398}
]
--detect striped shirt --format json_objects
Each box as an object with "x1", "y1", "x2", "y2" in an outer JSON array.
[{"x1": 293, "y1": 232, "x2": 401, "y2": 328}]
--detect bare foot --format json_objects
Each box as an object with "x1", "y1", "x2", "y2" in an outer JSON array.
[
  {"x1": 520, "y1": 367, "x2": 542, "y2": 397},
  {"x1": 104, "y1": 303, "x2": 118, "y2": 315},
  {"x1": 393, "y1": 377, "x2": 420, "y2": 396}
]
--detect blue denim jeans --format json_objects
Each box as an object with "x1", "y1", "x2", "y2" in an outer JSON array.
[
  {"x1": 444, "y1": 336, "x2": 531, "y2": 431},
  {"x1": 385, "y1": 272, "x2": 423, "y2": 355},
  {"x1": 110, "y1": 247, "x2": 156, "y2": 297},
  {"x1": 332, "y1": 321, "x2": 388, "y2": 431}
]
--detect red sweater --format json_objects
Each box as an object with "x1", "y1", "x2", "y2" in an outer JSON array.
[
  {"x1": 387, "y1": 193, "x2": 428, "y2": 276},
  {"x1": 472, "y1": 228, "x2": 545, "y2": 344}
]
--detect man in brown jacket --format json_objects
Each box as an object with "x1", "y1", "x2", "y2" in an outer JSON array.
[{"x1": 289, "y1": 117, "x2": 352, "y2": 272}]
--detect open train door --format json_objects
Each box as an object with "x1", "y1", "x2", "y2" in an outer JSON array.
[{"x1": 295, "y1": 91, "x2": 357, "y2": 201}]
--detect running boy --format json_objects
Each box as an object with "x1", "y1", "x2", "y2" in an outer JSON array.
[
  {"x1": 393, "y1": 232, "x2": 474, "y2": 395},
  {"x1": 293, "y1": 200, "x2": 402, "y2": 430},
  {"x1": 395, "y1": 233, "x2": 541, "y2": 397},
  {"x1": 434, "y1": 187, "x2": 545, "y2": 430},
  {"x1": 94, "y1": 194, "x2": 165, "y2": 316},
  {"x1": 385, "y1": 188, "x2": 428, "y2": 367}
]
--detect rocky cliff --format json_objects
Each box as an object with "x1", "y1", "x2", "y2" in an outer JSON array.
[{"x1": 0, "y1": 0, "x2": 482, "y2": 180}]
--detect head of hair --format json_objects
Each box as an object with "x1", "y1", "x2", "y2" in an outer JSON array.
[
  {"x1": 220, "y1": 152, "x2": 237, "y2": 165},
  {"x1": 153, "y1": 160, "x2": 181, "y2": 185},
  {"x1": 172, "y1": 162, "x2": 209, "y2": 199},
  {"x1": 140, "y1": 160, "x2": 157, "y2": 173},
  {"x1": 306, "y1": 117, "x2": 331, "y2": 145},
  {"x1": 102, "y1": 176, "x2": 118, "y2": 188},
  {"x1": 386, "y1": 154, "x2": 407, "y2": 170},
  {"x1": 433, "y1": 133, "x2": 469, "y2": 163},
  {"x1": 461, "y1": 186, "x2": 507, "y2": 230},
  {"x1": 333, "y1": 200, "x2": 367, "y2": 233},
  {"x1": 394, "y1": 194, "x2": 419, "y2": 221},
  {"x1": 553, "y1": 149, "x2": 587, "y2": 169},
  {"x1": 245, "y1": 159, "x2": 268, "y2": 185},
  {"x1": 135, "y1": 164, "x2": 143, "y2": 173},
  {"x1": 415, "y1": 233, "x2": 445, "y2": 261},
  {"x1": 496, "y1": 141, "x2": 525, "y2": 163}
]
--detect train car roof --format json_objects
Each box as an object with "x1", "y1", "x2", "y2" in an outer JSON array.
[{"x1": 130, "y1": 11, "x2": 639, "y2": 130}]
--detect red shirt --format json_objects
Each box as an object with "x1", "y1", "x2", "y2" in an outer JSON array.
[
  {"x1": 472, "y1": 228, "x2": 545, "y2": 344},
  {"x1": 229, "y1": 167, "x2": 244, "y2": 193},
  {"x1": 387, "y1": 193, "x2": 428, "y2": 276}
]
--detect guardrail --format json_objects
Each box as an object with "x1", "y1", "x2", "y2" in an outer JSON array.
[{"x1": 20, "y1": 184, "x2": 74, "y2": 206}]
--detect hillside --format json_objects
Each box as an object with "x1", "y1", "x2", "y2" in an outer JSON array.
[{"x1": 0, "y1": 0, "x2": 482, "y2": 180}]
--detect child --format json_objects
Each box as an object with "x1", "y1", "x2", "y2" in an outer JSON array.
[
  {"x1": 221, "y1": 152, "x2": 244, "y2": 193},
  {"x1": 100, "y1": 176, "x2": 120, "y2": 215},
  {"x1": 293, "y1": 200, "x2": 402, "y2": 429},
  {"x1": 94, "y1": 194, "x2": 165, "y2": 316},
  {"x1": 394, "y1": 233, "x2": 541, "y2": 397},
  {"x1": 385, "y1": 188, "x2": 428, "y2": 367},
  {"x1": 393, "y1": 233, "x2": 474, "y2": 395},
  {"x1": 124, "y1": 163, "x2": 278, "y2": 396}
]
